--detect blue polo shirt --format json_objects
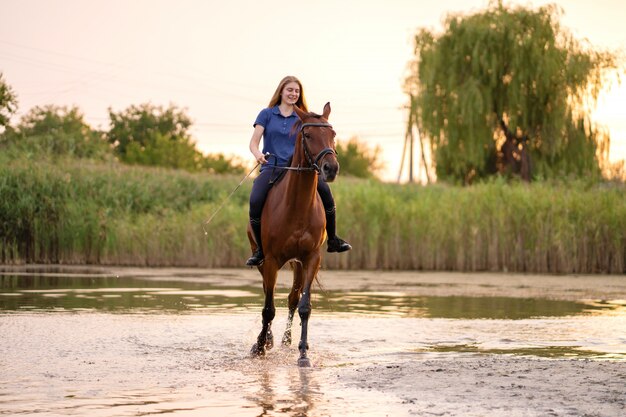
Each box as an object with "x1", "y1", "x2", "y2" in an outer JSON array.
[{"x1": 254, "y1": 106, "x2": 300, "y2": 172}]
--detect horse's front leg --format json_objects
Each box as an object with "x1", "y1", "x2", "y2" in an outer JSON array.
[
  {"x1": 251, "y1": 260, "x2": 278, "y2": 356},
  {"x1": 282, "y1": 260, "x2": 303, "y2": 347},
  {"x1": 297, "y1": 253, "x2": 321, "y2": 367}
]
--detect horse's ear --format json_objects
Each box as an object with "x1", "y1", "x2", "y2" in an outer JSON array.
[
  {"x1": 293, "y1": 105, "x2": 306, "y2": 120},
  {"x1": 323, "y1": 102, "x2": 331, "y2": 119}
]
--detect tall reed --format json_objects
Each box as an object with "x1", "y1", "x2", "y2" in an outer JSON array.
[{"x1": 1, "y1": 157, "x2": 624, "y2": 273}]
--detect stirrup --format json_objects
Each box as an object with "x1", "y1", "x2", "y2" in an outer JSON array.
[
  {"x1": 327, "y1": 237, "x2": 352, "y2": 253},
  {"x1": 246, "y1": 250, "x2": 264, "y2": 266}
]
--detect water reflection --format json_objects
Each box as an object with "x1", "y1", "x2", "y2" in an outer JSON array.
[
  {"x1": 1, "y1": 273, "x2": 623, "y2": 319},
  {"x1": 246, "y1": 368, "x2": 319, "y2": 417}
]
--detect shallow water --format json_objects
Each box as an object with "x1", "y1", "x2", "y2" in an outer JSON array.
[
  {"x1": 1, "y1": 273, "x2": 622, "y2": 320},
  {"x1": 1, "y1": 268, "x2": 625, "y2": 416}
]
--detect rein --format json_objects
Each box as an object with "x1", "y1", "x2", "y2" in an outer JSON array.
[
  {"x1": 202, "y1": 122, "x2": 335, "y2": 231},
  {"x1": 268, "y1": 122, "x2": 336, "y2": 173}
]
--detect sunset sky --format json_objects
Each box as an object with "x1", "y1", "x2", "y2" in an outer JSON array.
[{"x1": 2, "y1": 0, "x2": 625, "y2": 181}]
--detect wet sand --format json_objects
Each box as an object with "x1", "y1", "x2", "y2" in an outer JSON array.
[
  {"x1": 340, "y1": 355, "x2": 626, "y2": 416},
  {"x1": 1, "y1": 266, "x2": 625, "y2": 416}
]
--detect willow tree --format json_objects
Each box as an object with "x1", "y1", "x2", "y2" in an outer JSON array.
[{"x1": 405, "y1": 1, "x2": 619, "y2": 183}]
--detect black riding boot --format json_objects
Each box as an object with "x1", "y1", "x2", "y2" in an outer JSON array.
[
  {"x1": 325, "y1": 206, "x2": 352, "y2": 253},
  {"x1": 246, "y1": 218, "x2": 264, "y2": 266}
]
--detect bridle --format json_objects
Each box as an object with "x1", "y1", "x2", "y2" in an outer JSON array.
[
  {"x1": 298, "y1": 122, "x2": 336, "y2": 173},
  {"x1": 266, "y1": 122, "x2": 336, "y2": 173},
  {"x1": 203, "y1": 122, "x2": 336, "y2": 230}
]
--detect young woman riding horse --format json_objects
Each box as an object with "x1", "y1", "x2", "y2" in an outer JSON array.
[
  {"x1": 247, "y1": 76, "x2": 350, "y2": 366},
  {"x1": 246, "y1": 75, "x2": 351, "y2": 267}
]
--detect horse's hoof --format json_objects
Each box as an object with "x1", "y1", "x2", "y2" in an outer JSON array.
[
  {"x1": 298, "y1": 357, "x2": 311, "y2": 367},
  {"x1": 266, "y1": 335, "x2": 274, "y2": 351},
  {"x1": 250, "y1": 343, "x2": 265, "y2": 357},
  {"x1": 282, "y1": 334, "x2": 292, "y2": 346}
]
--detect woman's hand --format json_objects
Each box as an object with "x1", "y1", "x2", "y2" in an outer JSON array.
[{"x1": 254, "y1": 152, "x2": 268, "y2": 164}]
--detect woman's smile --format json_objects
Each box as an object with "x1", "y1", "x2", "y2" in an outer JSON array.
[{"x1": 281, "y1": 81, "x2": 300, "y2": 105}]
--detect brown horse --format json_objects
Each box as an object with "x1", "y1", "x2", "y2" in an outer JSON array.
[{"x1": 248, "y1": 102, "x2": 339, "y2": 367}]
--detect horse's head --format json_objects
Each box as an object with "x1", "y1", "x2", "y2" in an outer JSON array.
[{"x1": 293, "y1": 102, "x2": 340, "y2": 182}]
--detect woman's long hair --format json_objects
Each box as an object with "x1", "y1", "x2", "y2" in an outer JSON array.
[{"x1": 268, "y1": 75, "x2": 308, "y2": 112}]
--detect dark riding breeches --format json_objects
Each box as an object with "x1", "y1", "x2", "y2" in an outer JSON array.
[{"x1": 249, "y1": 169, "x2": 337, "y2": 237}]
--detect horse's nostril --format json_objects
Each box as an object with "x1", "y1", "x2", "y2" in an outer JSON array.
[
  {"x1": 322, "y1": 163, "x2": 336, "y2": 176},
  {"x1": 322, "y1": 163, "x2": 337, "y2": 182}
]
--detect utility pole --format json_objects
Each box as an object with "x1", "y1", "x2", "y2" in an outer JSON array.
[
  {"x1": 398, "y1": 120, "x2": 414, "y2": 183},
  {"x1": 399, "y1": 95, "x2": 431, "y2": 184},
  {"x1": 408, "y1": 123, "x2": 414, "y2": 183},
  {"x1": 399, "y1": 100, "x2": 416, "y2": 183}
]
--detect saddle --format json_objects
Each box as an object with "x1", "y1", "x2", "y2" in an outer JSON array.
[{"x1": 268, "y1": 156, "x2": 293, "y2": 187}]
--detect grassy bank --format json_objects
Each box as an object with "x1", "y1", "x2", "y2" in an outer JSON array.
[{"x1": 1, "y1": 157, "x2": 624, "y2": 273}]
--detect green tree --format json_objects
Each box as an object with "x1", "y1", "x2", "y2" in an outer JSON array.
[
  {"x1": 0, "y1": 73, "x2": 18, "y2": 131},
  {"x1": 123, "y1": 131, "x2": 202, "y2": 171},
  {"x1": 201, "y1": 153, "x2": 246, "y2": 175},
  {"x1": 3, "y1": 105, "x2": 110, "y2": 159},
  {"x1": 107, "y1": 103, "x2": 245, "y2": 174},
  {"x1": 405, "y1": 1, "x2": 619, "y2": 183},
  {"x1": 107, "y1": 103, "x2": 193, "y2": 159},
  {"x1": 336, "y1": 136, "x2": 384, "y2": 179}
]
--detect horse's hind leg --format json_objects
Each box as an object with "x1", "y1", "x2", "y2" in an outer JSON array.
[
  {"x1": 251, "y1": 260, "x2": 278, "y2": 356},
  {"x1": 282, "y1": 260, "x2": 303, "y2": 346}
]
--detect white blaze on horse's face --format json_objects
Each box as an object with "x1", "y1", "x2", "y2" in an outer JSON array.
[{"x1": 281, "y1": 82, "x2": 300, "y2": 106}]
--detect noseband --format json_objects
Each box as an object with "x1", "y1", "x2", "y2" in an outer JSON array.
[{"x1": 300, "y1": 122, "x2": 336, "y2": 173}]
